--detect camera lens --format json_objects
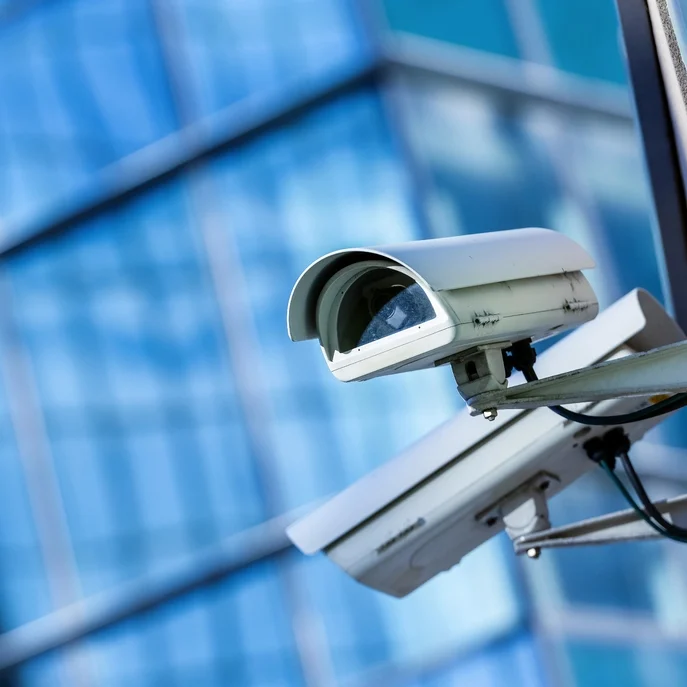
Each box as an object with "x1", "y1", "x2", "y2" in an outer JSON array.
[
  {"x1": 331, "y1": 267, "x2": 437, "y2": 354},
  {"x1": 368, "y1": 285, "x2": 405, "y2": 319},
  {"x1": 358, "y1": 282, "x2": 435, "y2": 346}
]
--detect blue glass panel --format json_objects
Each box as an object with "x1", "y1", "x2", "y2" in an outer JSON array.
[
  {"x1": 5, "y1": 177, "x2": 294, "y2": 684},
  {"x1": 567, "y1": 642, "x2": 687, "y2": 687},
  {"x1": 645, "y1": 407, "x2": 687, "y2": 449},
  {"x1": 568, "y1": 643, "x2": 643, "y2": 687},
  {"x1": 0, "y1": 361, "x2": 55, "y2": 636},
  {"x1": 535, "y1": 0, "x2": 628, "y2": 84},
  {"x1": 73, "y1": 563, "x2": 304, "y2": 687},
  {"x1": 382, "y1": 0, "x2": 520, "y2": 58},
  {"x1": 19, "y1": 655, "x2": 70, "y2": 687},
  {"x1": 295, "y1": 556, "x2": 392, "y2": 682},
  {"x1": 8, "y1": 179, "x2": 267, "y2": 584},
  {"x1": 0, "y1": 0, "x2": 176, "y2": 221},
  {"x1": 398, "y1": 632, "x2": 543, "y2": 687},
  {"x1": 402, "y1": 82, "x2": 562, "y2": 235},
  {"x1": 169, "y1": 0, "x2": 366, "y2": 118},
  {"x1": 209, "y1": 90, "x2": 443, "y2": 680},
  {"x1": 375, "y1": 536, "x2": 524, "y2": 667},
  {"x1": 546, "y1": 471, "x2": 665, "y2": 613}
]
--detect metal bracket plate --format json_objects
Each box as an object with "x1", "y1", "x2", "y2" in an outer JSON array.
[{"x1": 476, "y1": 471, "x2": 560, "y2": 541}]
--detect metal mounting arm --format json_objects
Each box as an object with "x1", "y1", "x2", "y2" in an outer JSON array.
[
  {"x1": 512, "y1": 494, "x2": 687, "y2": 554},
  {"x1": 468, "y1": 339, "x2": 687, "y2": 411}
]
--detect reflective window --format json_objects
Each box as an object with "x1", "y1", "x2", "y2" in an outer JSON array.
[
  {"x1": 5, "y1": 178, "x2": 292, "y2": 685},
  {"x1": 7, "y1": 179, "x2": 267, "y2": 590},
  {"x1": 0, "y1": 407, "x2": 53, "y2": 631},
  {"x1": 567, "y1": 642, "x2": 687, "y2": 687},
  {"x1": 535, "y1": 0, "x2": 627, "y2": 83},
  {"x1": 382, "y1": 0, "x2": 520, "y2": 58},
  {"x1": 541, "y1": 471, "x2": 666, "y2": 613},
  {"x1": 400, "y1": 633, "x2": 544, "y2": 687},
  {"x1": 168, "y1": 0, "x2": 367, "y2": 118},
  {"x1": 0, "y1": 0, "x2": 176, "y2": 221},
  {"x1": 401, "y1": 81, "x2": 562, "y2": 238},
  {"x1": 78, "y1": 564, "x2": 305, "y2": 687},
  {"x1": 645, "y1": 408, "x2": 687, "y2": 450},
  {"x1": 382, "y1": 0, "x2": 627, "y2": 84}
]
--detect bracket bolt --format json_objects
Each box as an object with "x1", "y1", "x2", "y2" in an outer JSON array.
[
  {"x1": 482, "y1": 408, "x2": 498, "y2": 422},
  {"x1": 526, "y1": 547, "x2": 541, "y2": 559}
]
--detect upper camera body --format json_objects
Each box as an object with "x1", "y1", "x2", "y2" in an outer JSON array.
[{"x1": 287, "y1": 229, "x2": 598, "y2": 387}]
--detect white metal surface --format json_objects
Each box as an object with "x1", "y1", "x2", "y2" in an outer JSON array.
[
  {"x1": 287, "y1": 227, "x2": 594, "y2": 341},
  {"x1": 323, "y1": 394, "x2": 663, "y2": 597},
  {"x1": 287, "y1": 289, "x2": 683, "y2": 558}
]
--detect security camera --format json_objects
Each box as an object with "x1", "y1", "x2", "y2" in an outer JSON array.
[
  {"x1": 287, "y1": 228, "x2": 598, "y2": 399},
  {"x1": 287, "y1": 290, "x2": 686, "y2": 597}
]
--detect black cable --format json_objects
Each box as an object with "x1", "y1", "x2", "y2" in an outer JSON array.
[
  {"x1": 548, "y1": 395, "x2": 687, "y2": 426},
  {"x1": 523, "y1": 364, "x2": 687, "y2": 426},
  {"x1": 585, "y1": 429, "x2": 687, "y2": 544},
  {"x1": 599, "y1": 462, "x2": 674, "y2": 539},
  {"x1": 618, "y1": 450, "x2": 687, "y2": 542},
  {"x1": 505, "y1": 340, "x2": 686, "y2": 426}
]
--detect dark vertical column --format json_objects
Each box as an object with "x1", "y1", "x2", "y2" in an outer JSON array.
[{"x1": 616, "y1": 0, "x2": 687, "y2": 329}]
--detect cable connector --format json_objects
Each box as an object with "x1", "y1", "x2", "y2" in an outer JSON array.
[
  {"x1": 601, "y1": 427, "x2": 631, "y2": 456},
  {"x1": 583, "y1": 428, "x2": 632, "y2": 472},
  {"x1": 583, "y1": 436, "x2": 616, "y2": 471},
  {"x1": 503, "y1": 339, "x2": 537, "y2": 378}
]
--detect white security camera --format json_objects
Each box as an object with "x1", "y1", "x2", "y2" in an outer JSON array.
[
  {"x1": 287, "y1": 228, "x2": 598, "y2": 399},
  {"x1": 287, "y1": 290, "x2": 685, "y2": 597}
]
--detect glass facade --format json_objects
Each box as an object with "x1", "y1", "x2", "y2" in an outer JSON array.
[{"x1": 0, "y1": 1, "x2": 685, "y2": 686}]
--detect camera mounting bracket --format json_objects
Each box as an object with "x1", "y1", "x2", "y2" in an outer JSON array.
[
  {"x1": 468, "y1": 339, "x2": 687, "y2": 412},
  {"x1": 512, "y1": 493, "x2": 687, "y2": 554}
]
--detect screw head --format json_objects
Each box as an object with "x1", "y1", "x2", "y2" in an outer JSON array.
[
  {"x1": 482, "y1": 408, "x2": 498, "y2": 422},
  {"x1": 526, "y1": 547, "x2": 541, "y2": 559}
]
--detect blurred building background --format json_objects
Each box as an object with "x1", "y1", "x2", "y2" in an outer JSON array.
[{"x1": 0, "y1": 0, "x2": 686, "y2": 686}]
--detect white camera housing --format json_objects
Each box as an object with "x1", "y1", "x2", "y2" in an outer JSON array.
[
  {"x1": 287, "y1": 228, "x2": 598, "y2": 383},
  {"x1": 287, "y1": 290, "x2": 685, "y2": 598}
]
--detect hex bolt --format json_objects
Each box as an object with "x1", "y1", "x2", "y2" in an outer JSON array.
[{"x1": 482, "y1": 408, "x2": 498, "y2": 422}]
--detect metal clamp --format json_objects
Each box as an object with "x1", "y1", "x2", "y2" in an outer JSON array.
[
  {"x1": 477, "y1": 472, "x2": 560, "y2": 558},
  {"x1": 469, "y1": 339, "x2": 687, "y2": 411},
  {"x1": 513, "y1": 493, "x2": 687, "y2": 554}
]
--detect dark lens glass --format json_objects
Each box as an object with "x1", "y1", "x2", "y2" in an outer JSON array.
[
  {"x1": 357, "y1": 282, "x2": 435, "y2": 346},
  {"x1": 334, "y1": 269, "x2": 437, "y2": 353}
]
